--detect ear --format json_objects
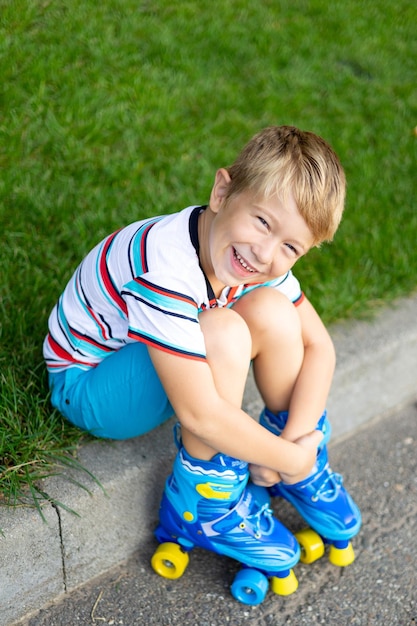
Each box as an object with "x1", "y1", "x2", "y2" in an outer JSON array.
[{"x1": 209, "y1": 168, "x2": 232, "y2": 213}]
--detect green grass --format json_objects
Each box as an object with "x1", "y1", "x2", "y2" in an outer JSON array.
[
  {"x1": 0, "y1": 365, "x2": 100, "y2": 516},
  {"x1": 1, "y1": 0, "x2": 416, "y2": 510}
]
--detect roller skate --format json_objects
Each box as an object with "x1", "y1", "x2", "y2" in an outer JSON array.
[
  {"x1": 260, "y1": 408, "x2": 361, "y2": 567},
  {"x1": 151, "y1": 428, "x2": 301, "y2": 606}
]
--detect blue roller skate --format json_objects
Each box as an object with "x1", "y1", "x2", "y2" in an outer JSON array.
[
  {"x1": 259, "y1": 408, "x2": 361, "y2": 567},
  {"x1": 151, "y1": 429, "x2": 301, "y2": 606}
]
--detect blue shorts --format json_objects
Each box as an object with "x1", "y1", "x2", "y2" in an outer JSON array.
[{"x1": 48, "y1": 342, "x2": 174, "y2": 439}]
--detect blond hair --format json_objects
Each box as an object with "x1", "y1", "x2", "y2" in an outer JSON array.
[{"x1": 226, "y1": 126, "x2": 346, "y2": 244}]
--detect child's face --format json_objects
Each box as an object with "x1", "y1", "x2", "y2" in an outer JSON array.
[{"x1": 206, "y1": 186, "x2": 314, "y2": 289}]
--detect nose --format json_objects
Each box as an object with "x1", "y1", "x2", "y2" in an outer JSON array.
[{"x1": 252, "y1": 238, "x2": 276, "y2": 266}]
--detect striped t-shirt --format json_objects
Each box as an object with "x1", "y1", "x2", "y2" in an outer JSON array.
[{"x1": 43, "y1": 206, "x2": 303, "y2": 373}]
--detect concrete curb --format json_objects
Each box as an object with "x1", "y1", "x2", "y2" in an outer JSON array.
[{"x1": 2, "y1": 294, "x2": 417, "y2": 626}]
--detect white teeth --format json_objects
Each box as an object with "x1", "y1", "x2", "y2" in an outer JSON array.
[{"x1": 235, "y1": 250, "x2": 256, "y2": 273}]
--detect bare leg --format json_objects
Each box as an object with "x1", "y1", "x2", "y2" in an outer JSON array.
[
  {"x1": 181, "y1": 306, "x2": 252, "y2": 459},
  {"x1": 232, "y1": 287, "x2": 304, "y2": 414}
]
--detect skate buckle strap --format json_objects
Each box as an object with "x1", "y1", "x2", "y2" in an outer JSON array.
[
  {"x1": 312, "y1": 471, "x2": 343, "y2": 503},
  {"x1": 196, "y1": 482, "x2": 232, "y2": 500}
]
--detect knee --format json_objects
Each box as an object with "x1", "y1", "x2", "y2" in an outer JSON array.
[
  {"x1": 199, "y1": 307, "x2": 252, "y2": 362},
  {"x1": 234, "y1": 287, "x2": 301, "y2": 337}
]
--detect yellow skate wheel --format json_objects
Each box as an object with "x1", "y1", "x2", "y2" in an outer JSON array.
[
  {"x1": 151, "y1": 542, "x2": 189, "y2": 579},
  {"x1": 329, "y1": 542, "x2": 355, "y2": 567},
  {"x1": 270, "y1": 569, "x2": 298, "y2": 596},
  {"x1": 294, "y1": 528, "x2": 325, "y2": 564}
]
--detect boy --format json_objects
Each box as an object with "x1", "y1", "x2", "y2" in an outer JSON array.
[{"x1": 44, "y1": 126, "x2": 361, "y2": 603}]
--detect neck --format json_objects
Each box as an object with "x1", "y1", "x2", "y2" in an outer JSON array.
[{"x1": 198, "y1": 207, "x2": 225, "y2": 299}]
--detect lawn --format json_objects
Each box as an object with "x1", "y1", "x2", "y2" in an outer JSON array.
[{"x1": 1, "y1": 0, "x2": 416, "y2": 509}]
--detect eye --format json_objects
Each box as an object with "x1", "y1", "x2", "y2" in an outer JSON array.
[
  {"x1": 285, "y1": 243, "x2": 298, "y2": 255},
  {"x1": 257, "y1": 216, "x2": 270, "y2": 230}
]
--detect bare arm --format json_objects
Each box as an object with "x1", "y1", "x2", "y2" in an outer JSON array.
[
  {"x1": 281, "y1": 296, "x2": 336, "y2": 442},
  {"x1": 148, "y1": 345, "x2": 322, "y2": 480}
]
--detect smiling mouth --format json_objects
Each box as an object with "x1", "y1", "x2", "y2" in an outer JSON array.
[{"x1": 233, "y1": 248, "x2": 257, "y2": 273}]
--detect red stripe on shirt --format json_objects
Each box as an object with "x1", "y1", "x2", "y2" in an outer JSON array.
[
  {"x1": 86, "y1": 305, "x2": 109, "y2": 340},
  {"x1": 128, "y1": 330, "x2": 206, "y2": 362},
  {"x1": 134, "y1": 277, "x2": 198, "y2": 307},
  {"x1": 294, "y1": 291, "x2": 305, "y2": 306},
  {"x1": 70, "y1": 328, "x2": 114, "y2": 352},
  {"x1": 140, "y1": 222, "x2": 155, "y2": 273},
  {"x1": 99, "y1": 231, "x2": 128, "y2": 315},
  {"x1": 46, "y1": 334, "x2": 97, "y2": 367}
]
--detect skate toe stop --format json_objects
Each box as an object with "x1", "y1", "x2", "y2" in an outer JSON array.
[
  {"x1": 329, "y1": 542, "x2": 355, "y2": 567},
  {"x1": 270, "y1": 569, "x2": 298, "y2": 596}
]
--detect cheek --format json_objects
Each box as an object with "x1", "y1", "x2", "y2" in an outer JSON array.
[{"x1": 272, "y1": 253, "x2": 296, "y2": 277}]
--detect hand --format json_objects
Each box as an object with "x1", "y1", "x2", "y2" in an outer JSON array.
[
  {"x1": 249, "y1": 464, "x2": 281, "y2": 487},
  {"x1": 279, "y1": 429, "x2": 323, "y2": 485}
]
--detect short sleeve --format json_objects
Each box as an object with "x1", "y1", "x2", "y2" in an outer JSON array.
[{"x1": 122, "y1": 270, "x2": 207, "y2": 361}]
